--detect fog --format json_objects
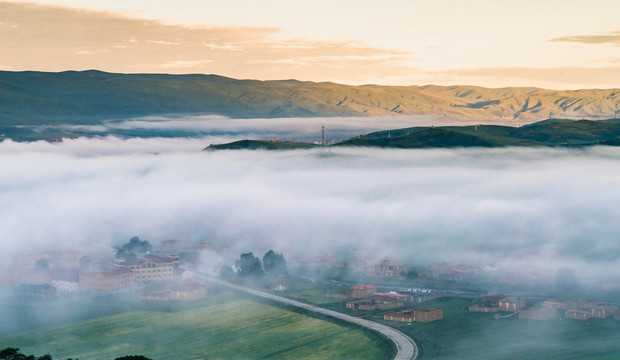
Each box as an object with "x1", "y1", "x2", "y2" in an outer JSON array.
[
  {"x1": 54, "y1": 114, "x2": 518, "y2": 141},
  {"x1": 2, "y1": 132, "x2": 620, "y2": 283}
]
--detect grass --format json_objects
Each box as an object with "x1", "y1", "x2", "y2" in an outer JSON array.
[{"x1": 0, "y1": 298, "x2": 388, "y2": 360}]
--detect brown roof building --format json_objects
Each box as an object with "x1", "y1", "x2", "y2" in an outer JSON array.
[
  {"x1": 350, "y1": 285, "x2": 377, "y2": 299},
  {"x1": 384, "y1": 307, "x2": 443, "y2": 323}
]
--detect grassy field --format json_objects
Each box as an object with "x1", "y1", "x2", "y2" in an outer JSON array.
[{"x1": 0, "y1": 299, "x2": 388, "y2": 360}]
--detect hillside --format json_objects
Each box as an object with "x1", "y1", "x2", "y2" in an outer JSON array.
[
  {"x1": 0, "y1": 70, "x2": 619, "y2": 126},
  {"x1": 337, "y1": 120, "x2": 620, "y2": 148},
  {"x1": 207, "y1": 119, "x2": 620, "y2": 150}
]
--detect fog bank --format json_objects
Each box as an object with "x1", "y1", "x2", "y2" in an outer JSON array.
[{"x1": 1, "y1": 137, "x2": 620, "y2": 280}]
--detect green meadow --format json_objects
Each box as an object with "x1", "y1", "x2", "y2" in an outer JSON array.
[{"x1": 0, "y1": 299, "x2": 388, "y2": 360}]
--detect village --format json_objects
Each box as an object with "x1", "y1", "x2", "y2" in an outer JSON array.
[{"x1": 3, "y1": 238, "x2": 620, "y2": 330}]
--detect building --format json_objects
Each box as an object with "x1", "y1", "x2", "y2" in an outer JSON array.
[
  {"x1": 591, "y1": 306, "x2": 618, "y2": 319},
  {"x1": 519, "y1": 306, "x2": 556, "y2": 320},
  {"x1": 118, "y1": 255, "x2": 177, "y2": 283},
  {"x1": 364, "y1": 259, "x2": 409, "y2": 278},
  {"x1": 384, "y1": 307, "x2": 443, "y2": 323},
  {"x1": 171, "y1": 282, "x2": 206, "y2": 301},
  {"x1": 49, "y1": 270, "x2": 79, "y2": 293},
  {"x1": 566, "y1": 309, "x2": 591, "y2": 321},
  {"x1": 350, "y1": 285, "x2": 377, "y2": 298},
  {"x1": 79, "y1": 268, "x2": 134, "y2": 292},
  {"x1": 499, "y1": 297, "x2": 526, "y2": 312}
]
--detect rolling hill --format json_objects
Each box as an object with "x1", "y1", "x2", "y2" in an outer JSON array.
[
  {"x1": 208, "y1": 119, "x2": 620, "y2": 150},
  {"x1": 0, "y1": 70, "x2": 619, "y2": 126}
]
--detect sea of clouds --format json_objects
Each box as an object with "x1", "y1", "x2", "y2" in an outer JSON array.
[{"x1": 2, "y1": 127, "x2": 620, "y2": 283}]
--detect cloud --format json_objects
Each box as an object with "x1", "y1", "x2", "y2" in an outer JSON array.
[
  {"x1": 2, "y1": 123, "x2": 620, "y2": 285},
  {"x1": 0, "y1": 1, "x2": 413, "y2": 82},
  {"x1": 550, "y1": 31, "x2": 620, "y2": 46}
]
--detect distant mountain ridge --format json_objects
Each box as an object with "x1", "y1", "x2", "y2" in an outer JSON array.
[{"x1": 0, "y1": 70, "x2": 619, "y2": 125}]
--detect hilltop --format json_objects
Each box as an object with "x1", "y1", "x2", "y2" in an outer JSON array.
[{"x1": 0, "y1": 70, "x2": 619, "y2": 126}]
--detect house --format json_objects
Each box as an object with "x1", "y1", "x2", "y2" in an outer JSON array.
[
  {"x1": 327, "y1": 285, "x2": 376, "y2": 299},
  {"x1": 384, "y1": 307, "x2": 443, "y2": 322},
  {"x1": 79, "y1": 268, "x2": 134, "y2": 292},
  {"x1": 49, "y1": 270, "x2": 79, "y2": 293},
  {"x1": 498, "y1": 297, "x2": 526, "y2": 312},
  {"x1": 350, "y1": 285, "x2": 377, "y2": 298},
  {"x1": 566, "y1": 309, "x2": 591, "y2": 321},
  {"x1": 519, "y1": 306, "x2": 556, "y2": 320},
  {"x1": 171, "y1": 282, "x2": 206, "y2": 301}
]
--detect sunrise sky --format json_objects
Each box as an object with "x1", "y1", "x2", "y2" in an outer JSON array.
[{"x1": 1, "y1": 0, "x2": 619, "y2": 89}]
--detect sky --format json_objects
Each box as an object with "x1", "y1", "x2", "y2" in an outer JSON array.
[{"x1": 1, "y1": 0, "x2": 620, "y2": 89}]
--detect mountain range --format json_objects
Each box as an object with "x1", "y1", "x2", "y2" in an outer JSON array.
[{"x1": 1, "y1": 70, "x2": 619, "y2": 126}]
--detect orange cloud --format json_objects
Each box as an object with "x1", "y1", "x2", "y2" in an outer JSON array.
[{"x1": 0, "y1": 1, "x2": 413, "y2": 82}]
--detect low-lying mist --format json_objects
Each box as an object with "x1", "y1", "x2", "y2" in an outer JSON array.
[{"x1": 2, "y1": 134, "x2": 620, "y2": 284}]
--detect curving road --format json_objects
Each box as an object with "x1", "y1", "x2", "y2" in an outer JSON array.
[{"x1": 204, "y1": 277, "x2": 418, "y2": 360}]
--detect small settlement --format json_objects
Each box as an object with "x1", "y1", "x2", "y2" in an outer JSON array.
[
  {"x1": 469, "y1": 295, "x2": 620, "y2": 321},
  {"x1": 4, "y1": 240, "x2": 214, "y2": 302}
]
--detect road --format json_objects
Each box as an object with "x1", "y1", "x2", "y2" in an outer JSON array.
[{"x1": 204, "y1": 277, "x2": 418, "y2": 360}]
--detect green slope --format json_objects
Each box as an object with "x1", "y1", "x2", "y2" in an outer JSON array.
[{"x1": 0, "y1": 300, "x2": 388, "y2": 360}]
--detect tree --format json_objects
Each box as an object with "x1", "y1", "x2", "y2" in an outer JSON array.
[
  {"x1": 115, "y1": 249, "x2": 137, "y2": 262},
  {"x1": 235, "y1": 252, "x2": 263, "y2": 278},
  {"x1": 263, "y1": 250, "x2": 288, "y2": 276},
  {"x1": 114, "y1": 356, "x2": 152, "y2": 360},
  {"x1": 34, "y1": 259, "x2": 49, "y2": 271},
  {"x1": 121, "y1": 236, "x2": 152, "y2": 254}
]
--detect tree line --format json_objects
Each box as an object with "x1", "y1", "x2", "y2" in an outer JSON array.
[
  {"x1": 221, "y1": 250, "x2": 288, "y2": 278},
  {"x1": 0, "y1": 348, "x2": 151, "y2": 360}
]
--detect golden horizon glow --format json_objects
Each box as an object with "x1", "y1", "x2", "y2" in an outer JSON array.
[{"x1": 1, "y1": 0, "x2": 620, "y2": 89}]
